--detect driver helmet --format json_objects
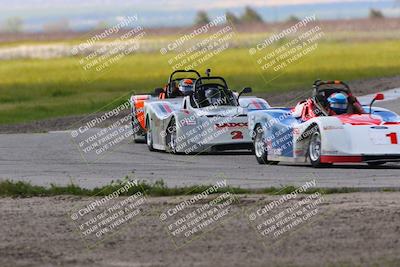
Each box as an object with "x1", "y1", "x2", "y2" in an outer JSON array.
[
  {"x1": 327, "y1": 93, "x2": 348, "y2": 114},
  {"x1": 205, "y1": 88, "x2": 222, "y2": 105},
  {"x1": 178, "y1": 79, "x2": 194, "y2": 96}
]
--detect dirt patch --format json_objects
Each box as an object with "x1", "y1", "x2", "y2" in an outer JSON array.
[{"x1": 0, "y1": 192, "x2": 399, "y2": 267}]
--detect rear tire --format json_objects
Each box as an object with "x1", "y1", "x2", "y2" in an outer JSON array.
[
  {"x1": 132, "y1": 122, "x2": 145, "y2": 143},
  {"x1": 308, "y1": 129, "x2": 332, "y2": 168},
  {"x1": 131, "y1": 107, "x2": 146, "y2": 143},
  {"x1": 133, "y1": 133, "x2": 146, "y2": 143},
  {"x1": 253, "y1": 125, "x2": 279, "y2": 165}
]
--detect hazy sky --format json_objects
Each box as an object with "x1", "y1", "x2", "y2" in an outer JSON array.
[
  {"x1": 170, "y1": 0, "x2": 385, "y2": 9},
  {"x1": 0, "y1": 0, "x2": 388, "y2": 9},
  {"x1": 0, "y1": 0, "x2": 397, "y2": 30}
]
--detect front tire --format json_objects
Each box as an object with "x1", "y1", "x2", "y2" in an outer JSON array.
[
  {"x1": 253, "y1": 125, "x2": 279, "y2": 165},
  {"x1": 166, "y1": 117, "x2": 178, "y2": 154},
  {"x1": 308, "y1": 129, "x2": 331, "y2": 168}
]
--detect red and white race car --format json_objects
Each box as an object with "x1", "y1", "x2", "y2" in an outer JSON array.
[{"x1": 249, "y1": 80, "x2": 400, "y2": 167}]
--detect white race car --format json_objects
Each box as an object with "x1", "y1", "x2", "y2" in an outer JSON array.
[
  {"x1": 134, "y1": 71, "x2": 270, "y2": 154},
  {"x1": 249, "y1": 80, "x2": 400, "y2": 167}
]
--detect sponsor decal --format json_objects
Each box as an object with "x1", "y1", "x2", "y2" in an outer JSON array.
[
  {"x1": 248, "y1": 100, "x2": 269, "y2": 110},
  {"x1": 271, "y1": 148, "x2": 282, "y2": 155},
  {"x1": 323, "y1": 126, "x2": 344, "y2": 130},
  {"x1": 294, "y1": 149, "x2": 304, "y2": 156},
  {"x1": 215, "y1": 122, "x2": 248, "y2": 128},
  {"x1": 370, "y1": 126, "x2": 388, "y2": 130},
  {"x1": 322, "y1": 150, "x2": 339, "y2": 155},
  {"x1": 158, "y1": 103, "x2": 173, "y2": 114}
]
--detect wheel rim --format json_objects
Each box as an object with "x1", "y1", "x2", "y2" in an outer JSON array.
[
  {"x1": 147, "y1": 128, "x2": 152, "y2": 146},
  {"x1": 310, "y1": 132, "x2": 321, "y2": 162},
  {"x1": 255, "y1": 129, "x2": 265, "y2": 158}
]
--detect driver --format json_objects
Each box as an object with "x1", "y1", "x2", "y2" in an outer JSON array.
[
  {"x1": 205, "y1": 88, "x2": 222, "y2": 106},
  {"x1": 178, "y1": 79, "x2": 194, "y2": 96},
  {"x1": 327, "y1": 92, "x2": 364, "y2": 115},
  {"x1": 170, "y1": 79, "x2": 194, "y2": 97}
]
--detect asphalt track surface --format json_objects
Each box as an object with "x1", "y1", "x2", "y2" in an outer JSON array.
[{"x1": 1, "y1": 96, "x2": 399, "y2": 189}]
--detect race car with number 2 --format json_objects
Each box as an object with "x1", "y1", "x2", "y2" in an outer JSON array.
[{"x1": 132, "y1": 69, "x2": 270, "y2": 154}]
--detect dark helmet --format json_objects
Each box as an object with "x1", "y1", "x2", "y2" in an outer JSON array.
[{"x1": 205, "y1": 88, "x2": 222, "y2": 105}]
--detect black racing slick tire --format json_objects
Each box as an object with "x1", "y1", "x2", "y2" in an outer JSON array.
[
  {"x1": 253, "y1": 125, "x2": 279, "y2": 165},
  {"x1": 166, "y1": 117, "x2": 178, "y2": 154},
  {"x1": 146, "y1": 117, "x2": 155, "y2": 151},
  {"x1": 308, "y1": 129, "x2": 332, "y2": 168}
]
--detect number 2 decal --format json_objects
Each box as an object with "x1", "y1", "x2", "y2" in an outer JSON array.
[
  {"x1": 386, "y1": 132, "x2": 398, "y2": 144},
  {"x1": 231, "y1": 131, "x2": 243, "y2": 140}
]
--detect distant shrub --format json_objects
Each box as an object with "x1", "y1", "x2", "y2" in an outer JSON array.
[
  {"x1": 286, "y1": 15, "x2": 300, "y2": 23},
  {"x1": 194, "y1": 11, "x2": 210, "y2": 26},
  {"x1": 241, "y1": 6, "x2": 264, "y2": 24},
  {"x1": 369, "y1": 9, "x2": 384, "y2": 19}
]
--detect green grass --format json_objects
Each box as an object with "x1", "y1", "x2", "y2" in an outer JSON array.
[
  {"x1": 0, "y1": 178, "x2": 376, "y2": 197},
  {"x1": 0, "y1": 179, "x2": 243, "y2": 197},
  {"x1": 1, "y1": 40, "x2": 400, "y2": 124}
]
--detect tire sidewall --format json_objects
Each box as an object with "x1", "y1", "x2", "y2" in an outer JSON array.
[
  {"x1": 254, "y1": 125, "x2": 268, "y2": 164},
  {"x1": 308, "y1": 129, "x2": 323, "y2": 167},
  {"x1": 146, "y1": 117, "x2": 154, "y2": 151},
  {"x1": 166, "y1": 118, "x2": 177, "y2": 154}
]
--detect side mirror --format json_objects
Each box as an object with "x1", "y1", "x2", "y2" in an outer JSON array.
[
  {"x1": 154, "y1": 88, "x2": 164, "y2": 95},
  {"x1": 238, "y1": 87, "x2": 252, "y2": 99},
  {"x1": 369, "y1": 93, "x2": 384, "y2": 114},
  {"x1": 375, "y1": 93, "x2": 384, "y2": 101}
]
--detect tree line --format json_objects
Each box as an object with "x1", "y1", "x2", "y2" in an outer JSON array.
[{"x1": 0, "y1": 6, "x2": 391, "y2": 33}]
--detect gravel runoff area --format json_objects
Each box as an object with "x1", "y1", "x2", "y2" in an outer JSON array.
[
  {"x1": 0, "y1": 192, "x2": 399, "y2": 267},
  {"x1": 1, "y1": 75, "x2": 400, "y2": 134}
]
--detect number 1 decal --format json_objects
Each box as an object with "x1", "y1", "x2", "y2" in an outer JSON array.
[{"x1": 386, "y1": 132, "x2": 398, "y2": 144}]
